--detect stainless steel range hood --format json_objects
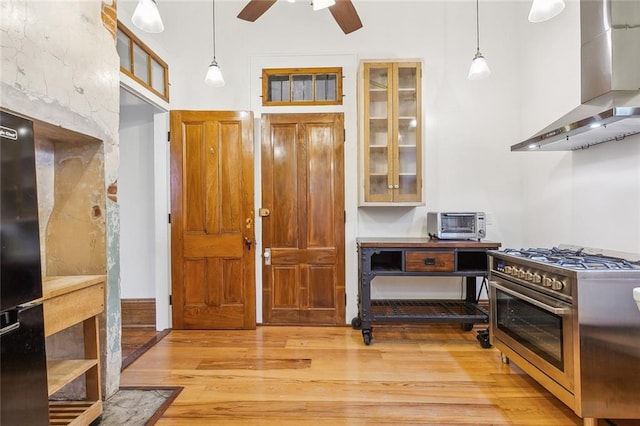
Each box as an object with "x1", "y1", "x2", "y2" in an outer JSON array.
[{"x1": 512, "y1": 0, "x2": 640, "y2": 151}]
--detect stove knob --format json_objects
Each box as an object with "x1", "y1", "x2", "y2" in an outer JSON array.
[
  {"x1": 542, "y1": 277, "x2": 553, "y2": 287},
  {"x1": 525, "y1": 272, "x2": 534, "y2": 281},
  {"x1": 518, "y1": 269, "x2": 526, "y2": 279},
  {"x1": 505, "y1": 266, "x2": 513, "y2": 274},
  {"x1": 532, "y1": 273, "x2": 542, "y2": 284},
  {"x1": 551, "y1": 279, "x2": 565, "y2": 291}
]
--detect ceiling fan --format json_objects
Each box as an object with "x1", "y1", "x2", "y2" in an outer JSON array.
[{"x1": 237, "y1": 0, "x2": 363, "y2": 34}]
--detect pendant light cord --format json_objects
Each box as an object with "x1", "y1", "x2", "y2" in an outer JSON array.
[
  {"x1": 212, "y1": 0, "x2": 217, "y2": 61},
  {"x1": 475, "y1": 0, "x2": 480, "y2": 53}
]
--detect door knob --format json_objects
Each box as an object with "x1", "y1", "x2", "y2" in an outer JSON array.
[{"x1": 244, "y1": 237, "x2": 253, "y2": 250}]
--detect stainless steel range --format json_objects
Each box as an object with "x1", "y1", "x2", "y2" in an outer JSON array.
[{"x1": 488, "y1": 246, "x2": 640, "y2": 426}]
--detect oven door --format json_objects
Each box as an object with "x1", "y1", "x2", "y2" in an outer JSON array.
[{"x1": 489, "y1": 278, "x2": 574, "y2": 392}]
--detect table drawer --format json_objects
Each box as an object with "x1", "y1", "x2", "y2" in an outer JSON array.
[{"x1": 405, "y1": 251, "x2": 455, "y2": 272}]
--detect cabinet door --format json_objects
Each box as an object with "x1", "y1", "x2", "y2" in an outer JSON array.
[
  {"x1": 392, "y1": 62, "x2": 421, "y2": 203},
  {"x1": 361, "y1": 61, "x2": 422, "y2": 205},
  {"x1": 363, "y1": 63, "x2": 393, "y2": 202}
]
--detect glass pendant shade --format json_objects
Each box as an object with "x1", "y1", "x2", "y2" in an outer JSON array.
[
  {"x1": 205, "y1": 60, "x2": 225, "y2": 87},
  {"x1": 313, "y1": 0, "x2": 335, "y2": 11},
  {"x1": 528, "y1": 0, "x2": 565, "y2": 22},
  {"x1": 468, "y1": 52, "x2": 491, "y2": 80},
  {"x1": 132, "y1": 0, "x2": 164, "y2": 33}
]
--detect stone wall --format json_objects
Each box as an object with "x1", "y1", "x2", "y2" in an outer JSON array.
[{"x1": 0, "y1": 0, "x2": 121, "y2": 397}]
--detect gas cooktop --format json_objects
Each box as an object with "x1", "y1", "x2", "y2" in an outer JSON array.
[{"x1": 500, "y1": 247, "x2": 640, "y2": 271}]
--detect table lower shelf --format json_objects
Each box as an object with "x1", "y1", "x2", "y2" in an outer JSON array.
[{"x1": 367, "y1": 299, "x2": 488, "y2": 323}]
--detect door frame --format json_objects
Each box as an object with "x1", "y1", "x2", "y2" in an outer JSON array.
[
  {"x1": 119, "y1": 80, "x2": 171, "y2": 331},
  {"x1": 249, "y1": 54, "x2": 359, "y2": 325}
]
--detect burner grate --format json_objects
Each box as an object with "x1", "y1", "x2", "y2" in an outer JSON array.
[{"x1": 502, "y1": 247, "x2": 640, "y2": 270}]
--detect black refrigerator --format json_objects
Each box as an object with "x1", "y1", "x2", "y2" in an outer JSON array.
[{"x1": 0, "y1": 110, "x2": 50, "y2": 425}]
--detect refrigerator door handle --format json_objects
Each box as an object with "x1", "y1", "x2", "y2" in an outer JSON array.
[{"x1": 0, "y1": 320, "x2": 20, "y2": 336}]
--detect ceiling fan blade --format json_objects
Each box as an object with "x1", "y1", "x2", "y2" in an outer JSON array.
[
  {"x1": 237, "y1": 0, "x2": 277, "y2": 22},
  {"x1": 329, "y1": 0, "x2": 363, "y2": 34}
]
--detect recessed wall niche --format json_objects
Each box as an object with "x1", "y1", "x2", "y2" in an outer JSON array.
[
  {"x1": 31, "y1": 117, "x2": 107, "y2": 401},
  {"x1": 33, "y1": 120, "x2": 107, "y2": 277}
]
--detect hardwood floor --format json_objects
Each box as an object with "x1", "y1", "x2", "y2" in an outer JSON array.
[
  {"x1": 121, "y1": 327, "x2": 169, "y2": 370},
  {"x1": 119, "y1": 325, "x2": 633, "y2": 425}
]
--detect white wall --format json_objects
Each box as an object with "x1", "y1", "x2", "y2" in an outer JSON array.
[
  {"x1": 116, "y1": 0, "x2": 528, "y2": 323},
  {"x1": 117, "y1": 0, "x2": 640, "y2": 324},
  {"x1": 519, "y1": 0, "x2": 640, "y2": 254},
  {"x1": 119, "y1": 88, "x2": 156, "y2": 299}
]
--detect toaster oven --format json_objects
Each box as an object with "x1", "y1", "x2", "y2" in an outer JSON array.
[{"x1": 427, "y1": 212, "x2": 486, "y2": 240}]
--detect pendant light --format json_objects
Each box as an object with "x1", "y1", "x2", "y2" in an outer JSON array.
[
  {"x1": 313, "y1": 0, "x2": 335, "y2": 11},
  {"x1": 468, "y1": 0, "x2": 490, "y2": 80},
  {"x1": 205, "y1": 0, "x2": 225, "y2": 87},
  {"x1": 132, "y1": 0, "x2": 164, "y2": 33},
  {"x1": 528, "y1": 0, "x2": 565, "y2": 23}
]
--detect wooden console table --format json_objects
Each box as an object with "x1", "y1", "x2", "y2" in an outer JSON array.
[
  {"x1": 39, "y1": 275, "x2": 105, "y2": 425},
  {"x1": 353, "y1": 238, "x2": 501, "y2": 345}
]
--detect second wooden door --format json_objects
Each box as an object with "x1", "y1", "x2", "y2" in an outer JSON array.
[{"x1": 261, "y1": 113, "x2": 345, "y2": 325}]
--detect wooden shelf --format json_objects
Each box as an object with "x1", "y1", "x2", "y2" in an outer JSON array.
[
  {"x1": 49, "y1": 400, "x2": 103, "y2": 426},
  {"x1": 40, "y1": 275, "x2": 105, "y2": 425},
  {"x1": 42, "y1": 275, "x2": 106, "y2": 300},
  {"x1": 47, "y1": 360, "x2": 98, "y2": 396},
  {"x1": 39, "y1": 276, "x2": 105, "y2": 337}
]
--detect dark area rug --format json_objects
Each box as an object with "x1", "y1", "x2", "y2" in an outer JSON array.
[{"x1": 92, "y1": 386, "x2": 182, "y2": 426}]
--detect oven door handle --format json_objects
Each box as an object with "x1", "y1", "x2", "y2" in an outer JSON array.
[{"x1": 489, "y1": 281, "x2": 572, "y2": 316}]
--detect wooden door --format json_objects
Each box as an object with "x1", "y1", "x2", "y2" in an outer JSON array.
[
  {"x1": 261, "y1": 113, "x2": 345, "y2": 324},
  {"x1": 170, "y1": 110, "x2": 255, "y2": 329}
]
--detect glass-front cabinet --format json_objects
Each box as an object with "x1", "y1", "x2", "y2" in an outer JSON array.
[{"x1": 360, "y1": 61, "x2": 422, "y2": 205}]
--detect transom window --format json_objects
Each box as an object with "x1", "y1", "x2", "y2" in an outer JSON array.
[
  {"x1": 116, "y1": 21, "x2": 169, "y2": 101},
  {"x1": 262, "y1": 67, "x2": 343, "y2": 106}
]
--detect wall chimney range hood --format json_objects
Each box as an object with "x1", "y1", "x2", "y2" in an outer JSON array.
[{"x1": 512, "y1": 0, "x2": 640, "y2": 151}]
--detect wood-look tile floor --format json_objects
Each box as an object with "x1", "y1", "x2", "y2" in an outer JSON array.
[{"x1": 119, "y1": 325, "x2": 635, "y2": 426}]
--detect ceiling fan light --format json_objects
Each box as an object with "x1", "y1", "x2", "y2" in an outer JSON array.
[
  {"x1": 528, "y1": 0, "x2": 565, "y2": 22},
  {"x1": 313, "y1": 0, "x2": 335, "y2": 11},
  {"x1": 468, "y1": 52, "x2": 491, "y2": 80},
  {"x1": 132, "y1": 0, "x2": 165, "y2": 33},
  {"x1": 205, "y1": 60, "x2": 225, "y2": 87}
]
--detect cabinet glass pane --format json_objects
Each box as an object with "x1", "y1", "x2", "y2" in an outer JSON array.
[
  {"x1": 151, "y1": 58, "x2": 165, "y2": 95},
  {"x1": 292, "y1": 74, "x2": 313, "y2": 101},
  {"x1": 369, "y1": 90, "x2": 388, "y2": 118},
  {"x1": 398, "y1": 118, "x2": 417, "y2": 147},
  {"x1": 315, "y1": 73, "x2": 337, "y2": 101},
  {"x1": 116, "y1": 30, "x2": 131, "y2": 71},
  {"x1": 369, "y1": 119, "x2": 388, "y2": 147},
  {"x1": 133, "y1": 43, "x2": 149, "y2": 83},
  {"x1": 398, "y1": 146, "x2": 416, "y2": 174},
  {"x1": 368, "y1": 68, "x2": 388, "y2": 119},
  {"x1": 398, "y1": 175, "x2": 417, "y2": 196},
  {"x1": 369, "y1": 176, "x2": 389, "y2": 196},
  {"x1": 369, "y1": 68, "x2": 388, "y2": 90},
  {"x1": 398, "y1": 90, "x2": 417, "y2": 117},
  {"x1": 369, "y1": 147, "x2": 388, "y2": 174},
  {"x1": 398, "y1": 67, "x2": 417, "y2": 90}
]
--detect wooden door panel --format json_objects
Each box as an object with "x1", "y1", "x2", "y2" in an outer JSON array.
[
  {"x1": 271, "y1": 248, "x2": 336, "y2": 264},
  {"x1": 171, "y1": 110, "x2": 255, "y2": 330},
  {"x1": 183, "y1": 234, "x2": 243, "y2": 258},
  {"x1": 308, "y1": 266, "x2": 335, "y2": 308},
  {"x1": 271, "y1": 124, "x2": 299, "y2": 248},
  {"x1": 262, "y1": 113, "x2": 345, "y2": 325},
  {"x1": 273, "y1": 266, "x2": 298, "y2": 308}
]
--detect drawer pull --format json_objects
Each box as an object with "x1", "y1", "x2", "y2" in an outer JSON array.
[{"x1": 423, "y1": 258, "x2": 436, "y2": 266}]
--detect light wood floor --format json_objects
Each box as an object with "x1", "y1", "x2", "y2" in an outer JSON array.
[{"x1": 119, "y1": 325, "x2": 633, "y2": 425}]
